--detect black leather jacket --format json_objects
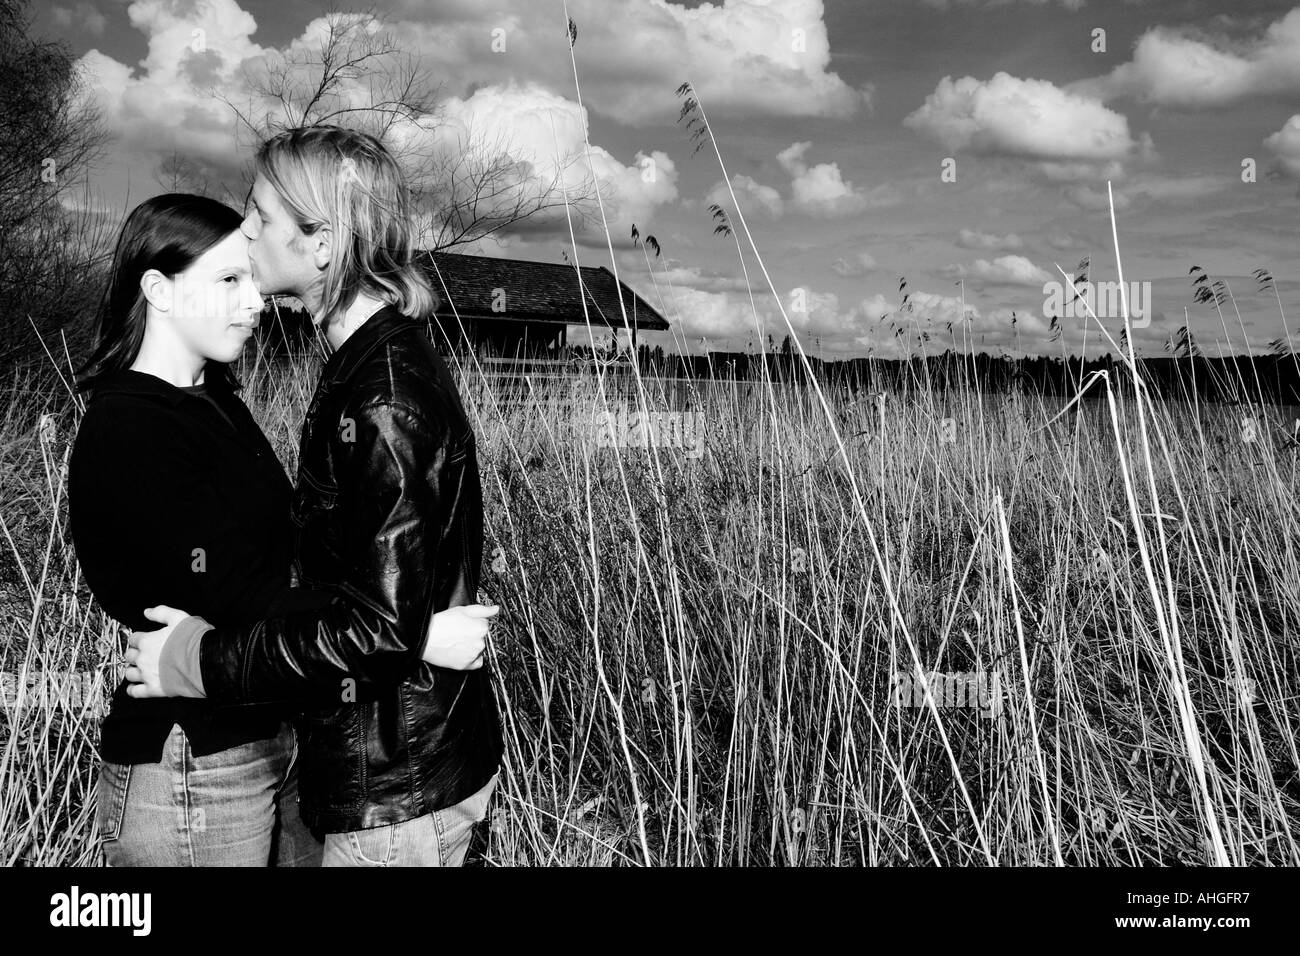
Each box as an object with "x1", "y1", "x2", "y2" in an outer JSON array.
[{"x1": 197, "y1": 306, "x2": 502, "y2": 832}]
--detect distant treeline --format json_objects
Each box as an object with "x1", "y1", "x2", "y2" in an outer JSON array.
[
  {"x1": 597, "y1": 346, "x2": 1300, "y2": 407},
  {"x1": 21, "y1": 302, "x2": 1297, "y2": 411}
]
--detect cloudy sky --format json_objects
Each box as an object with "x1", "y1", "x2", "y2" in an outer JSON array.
[{"x1": 38, "y1": 0, "x2": 1300, "y2": 359}]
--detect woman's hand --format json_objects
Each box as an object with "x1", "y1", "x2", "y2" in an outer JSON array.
[
  {"x1": 124, "y1": 605, "x2": 190, "y2": 698},
  {"x1": 423, "y1": 603, "x2": 498, "y2": 670}
]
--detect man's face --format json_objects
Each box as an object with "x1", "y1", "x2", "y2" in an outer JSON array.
[{"x1": 241, "y1": 173, "x2": 320, "y2": 301}]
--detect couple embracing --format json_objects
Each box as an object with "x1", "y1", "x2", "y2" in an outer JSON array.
[{"x1": 68, "y1": 126, "x2": 504, "y2": 867}]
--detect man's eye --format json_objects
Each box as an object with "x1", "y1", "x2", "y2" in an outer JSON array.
[{"x1": 221, "y1": 275, "x2": 239, "y2": 284}]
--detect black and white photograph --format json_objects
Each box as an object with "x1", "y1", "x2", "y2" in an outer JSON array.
[{"x1": 0, "y1": 0, "x2": 1291, "y2": 930}]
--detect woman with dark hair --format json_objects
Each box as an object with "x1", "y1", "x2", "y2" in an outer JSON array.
[
  {"x1": 69, "y1": 193, "x2": 326, "y2": 865},
  {"x1": 69, "y1": 193, "x2": 491, "y2": 866}
]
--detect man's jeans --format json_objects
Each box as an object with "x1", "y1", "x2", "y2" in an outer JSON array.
[
  {"x1": 97, "y1": 720, "x2": 323, "y2": 866},
  {"x1": 321, "y1": 772, "x2": 498, "y2": 867}
]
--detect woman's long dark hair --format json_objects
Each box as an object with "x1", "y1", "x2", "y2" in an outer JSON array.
[{"x1": 77, "y1": 194, "x2": 247, "y2": 395}]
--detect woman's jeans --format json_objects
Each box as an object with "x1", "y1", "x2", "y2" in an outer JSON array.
[
  {"x1": 96, "y1": 720, "x2": 323, "y2": 867},
  {"x1": 321, "y1": 772, "x2": 498, "y2": 867}
]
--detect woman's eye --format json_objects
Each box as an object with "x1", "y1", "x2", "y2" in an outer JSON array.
[{"x1": 221, "y1": 275, "x2": 239, "y2": 284}]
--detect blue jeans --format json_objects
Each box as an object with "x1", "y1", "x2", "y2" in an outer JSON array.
[
  {"x1": 97, "y1": 720, "x2": 323, "y2": 867},
  {"x1": 321, "y1": 772, "x2": 498, "y2": 867}
]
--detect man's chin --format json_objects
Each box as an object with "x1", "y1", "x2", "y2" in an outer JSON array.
[{"x1": 251, "y1": 271, "x2": 293, "y2": 299}]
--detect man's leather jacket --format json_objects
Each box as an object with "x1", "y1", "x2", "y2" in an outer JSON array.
[{"x1": 197, "y1": 305, "x2": 503, "y2": 833}]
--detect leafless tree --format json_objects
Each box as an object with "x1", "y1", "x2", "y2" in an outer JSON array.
[
  {"x1": 153, "y1": 150, "x2": 226, "y2": 200},
  {"x1": 0, "y1": 0, "x2": 112, "y2": 375},
  {"x1": 219, "y1": 6, "x2": 595, "y2": 251}
]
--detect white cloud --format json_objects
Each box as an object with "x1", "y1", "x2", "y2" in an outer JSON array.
[
  {"x1": 1070, "y1": 9, "x2": 1300, "y2": 109},
  {"x1": 1036, "y1": 158, "x2": 1132, "y2": 182},
  {"x1": 1264, "y1": 114, "x2": 1300, "y2": 178},
  {"x1": 776, "y1": 141, "x2": 894, "y2": 217},
  {"x1": 1063, "y1": 173, "x2": 1229, "y2": 211},
  {"x1": 420, "y1": 80, "x2": 679, "y2": 243},
  {"x1": 75, "y1": 0, "x2": 266, "y2": 170},
  {"x1": 643, "y1": 280, "x2": 883, "y2": 349},
  {"x1": 920, "y1": 0, "x2": 1084, "y2": 8},
  {"x1": 645, "y1": 265, "x2": 755, "y2": 295},
  {"x1": 1065, "y1": 184, "x2": 1130, "y2": 212},
  {"x1": 784, "y1": 287, "x2": 852, "y2": 335},
  {"x1": 705, "y1": 174, "x2": 784, "y2": 219},
  {"x1": 946, "y1": 255, "x2": 1053, "y2": 287},
  {"x1": 74, "y1": 4, "x2": 677, "y2": 246},
  {"x1": 831, "y1": 251, "x2": 878, "y2": 277},
  {"x1": 576, "y1": 0, "x2": 865, "y2": 122},
  {"x1": 978, "y1": 306, "x2": 1051, "y2": 338},
  {"x1": 856, "y1": 293, "x2": 894, "y2": 324},
  {"x1": 850, "y1": 287, "x2": 1071, "y2": 357},
  {"x1": 902, "y1": 291, "x2": 975, "y2": 327},
  {"x1": 957, "y1": 228, "x2": 1023, "y2": 251},
  {"x1": 396, "y1": 0, "x2": 865, "y2": 124},
  {"x1": 904, "y1": 72, "x2": 1139, "y2": 176},
  {"x1": 660, "y1": 287, "x2": 754, "y2": 342}
]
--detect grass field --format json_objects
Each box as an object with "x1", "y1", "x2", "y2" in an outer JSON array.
[{"x1": 2, "y1": 333, "x2": 1298, "y2": 866}]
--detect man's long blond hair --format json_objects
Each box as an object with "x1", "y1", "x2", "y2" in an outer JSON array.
[{"x1": 256, "y1": 126, "x2": 436, "y2": 325}]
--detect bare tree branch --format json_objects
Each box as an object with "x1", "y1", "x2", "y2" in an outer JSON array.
[{"x1": 213, "y1": 3, "x2": 596, "y2": 252}]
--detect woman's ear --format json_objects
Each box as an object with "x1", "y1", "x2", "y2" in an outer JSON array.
[
  {"x1": 311, "y1": 225, "x2": 332, "y2": 271},
  {"x1": 140, "y1": 269, "x2": 172, "y2": 313}
]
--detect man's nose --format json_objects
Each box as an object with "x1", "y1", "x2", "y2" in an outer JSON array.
[{"x1": 242, "y1": 280, "x2": 264, "y2": 312}]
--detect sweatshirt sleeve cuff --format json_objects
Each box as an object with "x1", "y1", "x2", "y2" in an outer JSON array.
[{"x1": 158, "y1": 615, "x2": 213, "y2": 698}]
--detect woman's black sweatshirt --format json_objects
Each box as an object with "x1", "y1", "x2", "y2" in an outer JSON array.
[{"x1": 68, "y1": 367, "x2": 298, "y2": 764}]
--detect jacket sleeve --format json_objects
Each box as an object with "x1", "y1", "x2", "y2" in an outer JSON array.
[{"x1": 194, "y1": 400, "x2": 452, "y2": 705}]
